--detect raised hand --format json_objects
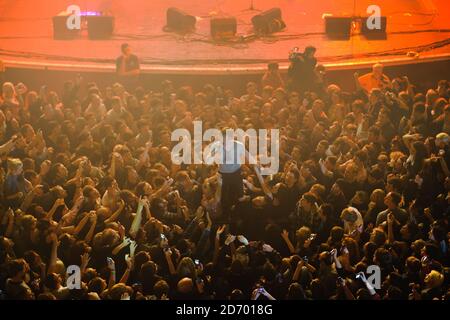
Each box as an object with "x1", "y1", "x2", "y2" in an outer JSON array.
[
  {"x1": 160, "y1": 235, "x2": 169, "y2": 249},
  {"x1": 330, "y1": 248, "x2": 338, "y2": 260},
  {"x1": 125, "y1": 254, "x2": 134, "y2": 270},
  {"x1": 387, "y1": 212, "x2": 395, "y2": 226},
  {"x1": 262, "y1": 244, "x2": 274, "y2": 253},
  {"x1": 121, "y1": 292, "x2": 131, "y2": 300},
  {"x1": 356, "y1": 271, "x2": 367, "y2": 282},
  {"x1": 88, "y1": 211, "x2": 97, "y2": 223},
  {"x1": 216, "y1": 224, "x2": 226, "y2": 237},
  {"x1": 251, "y1": 288, "x2": 260, "y2": 300},
  {"x1": 225, "y1": 234, "x2": 236, "y2": 246},
  {"x1": 195, "y1": 206, "x2": 205, "y2": 221},
  {"x1": 106, "y1": 257, "x2": 116, "y2": 271},
  {"x1": 80, "y1": 252, "x2": 91, "y2": 270},
  {"x1": 237, "y1": 235, "x2": 249, "y2": 246},
  {"x1": 50, "y1": 233, "x2": 60, "y2": 247},
  {"x1": 129, "y1": 240, "x2": 138, "y2": 257},
  {"x1": 160, "y1": 293, "x2": 169, "y2": 300},
  {"x1": 32, "y1": 185, "x2": 45, "y2": 196}
]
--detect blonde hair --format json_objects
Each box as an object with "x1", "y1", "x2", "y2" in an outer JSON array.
[{"x1": 7, "y1": 158, "x2": 23, "y2": 173}]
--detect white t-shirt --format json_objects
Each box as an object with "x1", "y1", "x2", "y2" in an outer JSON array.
[{"x1": 209, "y1": 140, "x2": 246, "y2": 174}]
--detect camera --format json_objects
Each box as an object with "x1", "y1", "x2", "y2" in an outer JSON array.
[{"x1": 289, "y1": 47, "x2": 301, "y2": 61}]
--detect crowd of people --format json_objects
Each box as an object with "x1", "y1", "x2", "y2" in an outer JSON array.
[{"x1": 0, "y1": 52, "x2": 449, "y2": 300}]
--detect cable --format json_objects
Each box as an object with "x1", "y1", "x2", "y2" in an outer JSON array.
[{"x1": 1, "y1": 37, "x2": 448, "y2": 66}]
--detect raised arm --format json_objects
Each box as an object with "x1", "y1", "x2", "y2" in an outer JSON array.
[
  {"x1": 47, "y1": 233, "x2": 60, "y2": 275},
  {"x1": 129, "y1": 199, "x2": 144, "y2": 239},
  {"x1": 84, "y1": 212, "x2": 98, "y2": 244},
  {"x1": 281, "y1": 230, "x2": 296, "y2": 254},
  {"x1": 164, "y1": 248, "x2": 177, "y2": 275},
  {"x1": 292, "y1": 260, "x2": 304, "y2": 282},
  {"x1": 45, "y1": 198, "x2": 66, "y2": 221},
  {"x1": 104, "y1": 200, "x2": 125, "y2": 225},
  {"x1": 20, "y1": 185, "x2": 44, "y2": 212},
  {"x1": 3, "y1": 208, "x2": 15, "y2": 238},
  {"x1": 213, "y1": 225, "x2": 226, "y2": 265},
  {"x1": 106, "y1": 257, "x2": 116, "y2": 290},
  {"x1": 72, "y1": 214, "x2": 91, "y2": 237},
  {"x1": 119, "y1": 255, "x2": 134, "y2": 284},
  {"x1": 386, "y1": 213, "x2": 395, "y2": 244}
]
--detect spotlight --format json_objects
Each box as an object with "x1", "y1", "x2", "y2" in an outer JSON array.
[
  {"x1": 251, "y1": 8, "x2": 286, "y2": 35},
  {"x1": 165, "y1": 8, "x2": 196, "y2": 34}
]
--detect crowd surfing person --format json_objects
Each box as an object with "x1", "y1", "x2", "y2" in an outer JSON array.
[{"x1": 0, "y1": 62, "x2": 449, "y2": 300}]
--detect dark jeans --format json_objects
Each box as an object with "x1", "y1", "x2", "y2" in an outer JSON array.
[{"x1": 220, "y1": 169, "x2": 243, "y2": 220}]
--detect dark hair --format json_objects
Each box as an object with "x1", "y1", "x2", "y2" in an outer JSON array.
[
  {"x1": 320, "y1": 203, "x2": 334, "y2": 218},
  {"x1": 268, "y1": 62, "x2": 279, "y2": 70},
  {"x1": 286, "y1": 283, "x2": 307, "y2": 300},
  {"x1": 8, "y1": 259, "x2": 26, "y2": 277},
  {"x1": 121, "y1": 43, "x2": 130, "y2": 52},
  {"x1": 82, "y1": 185, "x2": 96, "y2": 198},
  {"x1": 44, "y1": 273, "x2": 60, "y2": 290},
  {"x1": 153, "y1": 280, "x2": 169, "y2": 299},
  {"x1": 88, "y1": 277, "x2": 106, "y2": 294},
  {"x1": 37, "y1": 293, "x2": 56, "y2": 300},
  {"x1": 389, "y1": 192, "x2": 402, "y2": 206},
  {"x1": 304, "y1": 46, "x2": 316, "y2": 54},
  {"x1": 387, "y1": 176, "x2": 403, "y2": 193},
  {"x1": 302, "y1": 192, "x2": 317, "y2": 204}
]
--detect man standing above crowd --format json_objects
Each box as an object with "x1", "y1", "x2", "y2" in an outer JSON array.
[
  {"x1": 355, "y1": 62, "x2": 391, "y2": 94},
  {"x1": 116, "y1": 43, "x2": 140, "y2": 89},
  {"x1": 262, "y1": 62, "x2": 284, "y2": 89},
  {"x1": 287, "y1": 46, "x2": 317, "y2": 93}
]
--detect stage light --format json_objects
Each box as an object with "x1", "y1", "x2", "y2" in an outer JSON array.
[
  {"x1": 87, "y1": 14, "x2": 115, "y2": 40},
  {"x1": 211, "y1": 17, "x2": 237, "y2": 40},
  {"x1": 251, "y1": 8, "x2": 286, "y2": 35},
  {"x1": 165, "y1": 8, "x2": 196, "y2": 34},
  {"x1": 324, "y1": 16, "x2": 352, "y2": 40},
  {"x1": 52, "y1": 11, "x2": 81, "y2": 40}
]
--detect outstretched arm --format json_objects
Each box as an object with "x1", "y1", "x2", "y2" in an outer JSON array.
[
  {"x1": 47, "y1": 233, "x2": 60, "y2": 275},
  {"x1": 3, "y1": 208, "x2": 15, "y2": 238},
  {"x1": 104, "y1": 200, "x2": 125, "y2": 225},
  {"x1": 129, "y1": 199, "x2": 145, "y2": 238},
  {"x1": 281, "y1": 230, "x2": 296, "y2": 254},
  {"x1": 164, "y1": 249, "x2": 177, "y2": 275}
]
